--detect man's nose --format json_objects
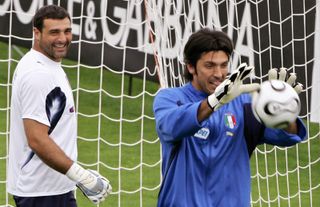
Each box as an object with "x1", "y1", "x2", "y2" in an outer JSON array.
[
  {"x1": 212, "y1": 67, "x2": 223, "y2": 79},
  {"x1": 57, "y1": 32, "x2": 68, "y2": 42}
]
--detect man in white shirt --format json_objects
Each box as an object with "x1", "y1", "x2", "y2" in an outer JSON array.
[{"x1": 7, "y1": 5, "x2": 111, "y2": 207}]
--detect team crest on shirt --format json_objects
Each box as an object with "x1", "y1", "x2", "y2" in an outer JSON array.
[
  {"x1": 224, "y1": 112, "x2": 236, "y2": 129},
  {"x1": 194, "y1": 127, "x2": 210, "y2": 139}
]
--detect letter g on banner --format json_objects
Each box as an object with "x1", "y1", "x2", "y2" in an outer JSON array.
[{"x1": 100, "y1": 0, "x2": 126, "y2": 45}]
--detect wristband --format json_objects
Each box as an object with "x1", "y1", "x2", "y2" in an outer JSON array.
[
  {"x1": 66, "y1": 162, "x2": 84, "y2": 182},
  {"x1": 207, "y1": 94, "x2": 219, "y2": 111},
  {"x1": 66, "y1": 162, "x2": 96, "y2": 189}
]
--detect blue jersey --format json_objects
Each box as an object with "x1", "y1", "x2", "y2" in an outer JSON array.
[{"x1": 153, "y1": 83, "x2": 306, "y2": 207}]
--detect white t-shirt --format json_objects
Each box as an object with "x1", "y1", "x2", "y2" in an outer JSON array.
[{"x1": 7, "y1": 49, "x2": 77, "y2": 196}]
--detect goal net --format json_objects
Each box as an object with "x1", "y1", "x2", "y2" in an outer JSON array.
[{"x1": 0, "y1": 0, "x2": 319, "y2": 207}]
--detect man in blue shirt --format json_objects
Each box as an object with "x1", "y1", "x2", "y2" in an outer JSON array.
[{"x1": 153, "y1": 28, "x2": 306, "y2": 207}]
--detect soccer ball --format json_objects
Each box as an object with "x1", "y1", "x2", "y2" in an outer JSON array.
[{"x1": 251, "y1": 80, "x2": 301, "y2": 129}]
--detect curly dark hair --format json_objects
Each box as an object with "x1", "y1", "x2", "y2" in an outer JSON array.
[{"x1": 183, "y1": 28, "x2": 234, "y2": 81}]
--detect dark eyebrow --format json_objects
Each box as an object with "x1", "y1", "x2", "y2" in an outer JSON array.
[
  {"x1": 204, "y1": 60, "x2": 229, "y2": 65},
  {"x1": 49, "y1": 27, "x2": 72, "y2": 33},
  {"x1": 221, "y1": 61, "x2": 229, "y2": 65},
  {"x1": 49, "y1": 29, "x2": 60, "y2": 33}
]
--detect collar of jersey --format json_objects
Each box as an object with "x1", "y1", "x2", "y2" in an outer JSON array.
[
  {"x1": 31, "y1": 49, "x2": 62, "y2": 67},
  {"x1": 185, "y1": 82, "x2": 208, "y2": 99}
]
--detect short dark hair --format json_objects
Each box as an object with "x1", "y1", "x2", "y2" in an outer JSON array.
[
  {"x1": 33, "y1": 5, "x2": 71, "y2": 31},
  {"x1": 183, "y1": 28, "x2": 234, "y2": 81}
]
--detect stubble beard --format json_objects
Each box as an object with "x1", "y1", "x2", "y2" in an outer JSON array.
[{"x1": 40, "y1": 42, "x2": 69, "y2": 62}]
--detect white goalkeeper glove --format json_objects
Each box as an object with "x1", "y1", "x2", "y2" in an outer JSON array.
[
  {"x1": 66, "y1": 162, "x2": 112, "y2": 204},
  {"x1": 207, "y1": 63, "x2": 260, "y2": 111},
  {"x1": 268, "y1": 67, "x2": 303, "y2": 94}
]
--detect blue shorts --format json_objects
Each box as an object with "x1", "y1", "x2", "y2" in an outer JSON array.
[{"x1": 13, "y1": 191, "x2": 77, "y2": 207}]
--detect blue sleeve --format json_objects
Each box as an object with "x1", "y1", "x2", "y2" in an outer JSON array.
[
  {"x1": 153, "y1": 88, "x2": 202, "y2": 143},
  {"x1": 262, "y1": 118, "x2": 307, "y2": 146}
]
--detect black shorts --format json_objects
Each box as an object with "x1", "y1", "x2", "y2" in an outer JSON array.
[{"x1": 13, "y1": 191, "x2": 77, "y2": 207}]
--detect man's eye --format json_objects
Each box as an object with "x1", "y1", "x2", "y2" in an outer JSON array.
[{"x1": 50, "y1": 31, "x2": 59, "y2": 34}]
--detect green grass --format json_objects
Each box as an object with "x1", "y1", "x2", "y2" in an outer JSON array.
[
  {"x1": 63, "y1": 55, "x2": 161, "y2": 207},
  {"x1": 1, "y1": 41, "x2": 320, "y2": 207},
  {"x1": 250, "y1": 134, "x2": 320, "y2": 207},
  {"x1": 0, "y1": 41, "x2": 161, "y2": 207}
]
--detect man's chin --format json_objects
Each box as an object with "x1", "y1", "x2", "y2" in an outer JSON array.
[
  {"x1": 207, "y1": 86, "x2": 217, "y2": 94},
  {"x1": 54, "y1": 52, "x2": 67, "y2": 60}
]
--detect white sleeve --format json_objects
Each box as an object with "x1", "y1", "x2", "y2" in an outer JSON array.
[{"x1": 20, "y1": 71, "x2": 55, "y2": 127}]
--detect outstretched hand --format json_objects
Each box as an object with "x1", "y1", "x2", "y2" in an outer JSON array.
[
  {"x1": 268, "y1": 67, "x2": 303, "y2": 94},
  {"x1": 207, "y1": 63, "x2": 260, "y2": 111}
]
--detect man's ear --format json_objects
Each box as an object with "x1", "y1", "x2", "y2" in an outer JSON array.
[
  {"x1": 186, "y1": 63, "x2": 196, "y2": 75},
  {"x1": 33, "y1": 27, "x2": 40, "y2": 41}
]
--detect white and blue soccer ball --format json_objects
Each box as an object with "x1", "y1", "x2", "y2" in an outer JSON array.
[{"x1": 251, "y1": 80, "x2": 301, "y2": 129}]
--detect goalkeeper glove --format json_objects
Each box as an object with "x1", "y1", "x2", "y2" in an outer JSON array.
[
  {"x1": 268, "y1": 67, "x2": 303, "y2": 94},
  {"x1": 207, "y1": 63, "x2": 260, "y2": 111},
  {"x1": 66, "y1": 162, "x2": 112, "y2": 204}
]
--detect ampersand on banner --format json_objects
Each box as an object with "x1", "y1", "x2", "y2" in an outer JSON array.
[{"x1": 85, "y1": 1, "x2": 97, "y2": 40}]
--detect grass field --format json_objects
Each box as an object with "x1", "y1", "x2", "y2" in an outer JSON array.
[
  {"x1": 0, "y1": 41, "x2": 319, "y2": 207},
  {"x1": 0, "y1": 41, "x2": 160, "y2": 207}
]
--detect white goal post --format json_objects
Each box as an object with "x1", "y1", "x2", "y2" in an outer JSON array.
[{"x1": 0, "y1": 0, "x2": 319, "y2": 207}]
